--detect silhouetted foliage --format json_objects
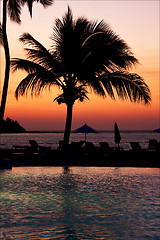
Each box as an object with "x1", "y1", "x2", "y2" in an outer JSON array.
[
  {"x1": 11, "y1": 7, "x2": 151, "y2": 145},
  {"x1": 1, "y1": 117, "x2": 26, "y2": 133},
  {"x1": 0, "y1": 0, "x2": 54, "y2": 123}
]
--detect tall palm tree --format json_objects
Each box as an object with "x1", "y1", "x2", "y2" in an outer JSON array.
[
  {"x1": 11, "y1": 7, "x2": 151, "y2": 146},
  {"x1": 0, "y1": 0, "x2": 54, "y2": 125}
]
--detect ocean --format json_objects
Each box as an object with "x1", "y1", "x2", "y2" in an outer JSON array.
[{"x1": 0, "y1": 131, "x2": 159, "y2": 150}]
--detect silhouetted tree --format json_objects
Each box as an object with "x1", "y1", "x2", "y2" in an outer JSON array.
[
  {"x1": 2, "y1": 117, "x2": 26, "y2": 133},
  {"x1": 0, "y1": 0, "x2": 54, "y2": 128},
  {"x1": 11, "y1": 7, "x2": 151, "y2": 146}
]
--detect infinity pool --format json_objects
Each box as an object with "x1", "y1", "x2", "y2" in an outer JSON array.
[{"x1": 0, "y1": 167, "x2": 159, "y2": 239}]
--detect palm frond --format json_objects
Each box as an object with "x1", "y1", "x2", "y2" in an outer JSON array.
[
  {"x1": 15, "y1": 74, "x2": 35, "y2": 99},
  {"x1": 93, "y1": 19, "x2": 111, "y2": 33},
  {"x1": 38, "y1": 0, "x2": 54, "y2": 7},
  {"x1": 52, "y1": 7, "x2": 74, "y2": 60},
  {"x1": 7, "y1": 0, "x2": 21, "y2": 23},
  {"x1": 20, "y1": 0, "x2": 33, "y2": 16},
  {"x1": 15, "y1": 69, "x2": 61, "y2": 99},
  {"x1": 87, "y1": 76, "x2": 106, "y2": 97},
  {"x1": 99, "y1": 71, "x2": 151, "y2": 105},
  {"x1": 82, "y1": 28, "x2": 138, "y2": 73},
  {"x1": 11, "y1": 58, "x2": 63, "y2": 95},
  {"x1": 97, "y1": 76, "x2": 115, "y2": 100},
  {"x1": 87, "y1": 20, "x2": 100, "y2": 34},
  {"x1": 63, "y1": 6, "x2": 73, "y2": 27},
  {"x1": 19, "y1": 33, "x2": 63, "y2": 75},
  {"x1": 20, "y1": 33, "x2": 47, "y2": 51},
  {"x1": 20, "y1": 0, "x2": 54, "y2": 17},
  {"x1": 74, "y1": 18, "x2": 90, "y2": 45},
  {"x1": 11, "y1": 58, "x2": 39, "y2": 73}
]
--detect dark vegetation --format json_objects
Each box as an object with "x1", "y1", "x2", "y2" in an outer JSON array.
[
  {"x1": 1, "y1": 117, "x2": 26, "y2": 133},
  {"x1": 11, "y1": 7, "x2": 151, "y2": 147}
]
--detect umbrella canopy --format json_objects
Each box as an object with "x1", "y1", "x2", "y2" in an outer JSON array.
[
  {"x1": 153, "y1": 128, "x2": 160, "y2": 133},
  {"x1": 114, "y1": 122, "x2": 121, "y2": 146},
  {"x1": 73, "y1": 123, "x2": 97, "y2": 142}
]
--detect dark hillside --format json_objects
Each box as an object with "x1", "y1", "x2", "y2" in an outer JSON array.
[{"x1": 1, "y1": 118, "x2": 26, "y2": 133}]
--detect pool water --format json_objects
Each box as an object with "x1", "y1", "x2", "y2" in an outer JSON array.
[{"x1": 0, "y1": 167, "x2": 159, "y2": 239}]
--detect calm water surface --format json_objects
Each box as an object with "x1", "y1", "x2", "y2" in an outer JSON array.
[{"x1": 0, "y1": 167, "x2": 159, "y2": 239}]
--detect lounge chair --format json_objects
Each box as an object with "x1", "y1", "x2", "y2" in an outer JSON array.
[
  {"x1": 148, "y1": 139, "x2": 158, "y2": 150},
  {"x1": 12, "y1": 145, "x2": 30, "y2": 151},
  {"x1": 29, "y1": 140, "x2": 51, "y2": 151},
  {"x1": 12, "y1": 145, "x2": 27, "y2": 150},
  {"x1": 99, "y1": 142, "x2": 113, "y2": 153},
  {"x1": 85, "y1": 142, "x2": 96, "y2": 151},
  {"x1": 71, "y1": 141, "x2": 84, "y2": 150},
  {"x1": 130, "y1": 142, "x2": 142, "y2": 151}
]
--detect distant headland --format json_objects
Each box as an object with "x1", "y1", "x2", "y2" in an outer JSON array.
[{"x1": 1, "y1": 118, "x2": 26, "y2": 133}]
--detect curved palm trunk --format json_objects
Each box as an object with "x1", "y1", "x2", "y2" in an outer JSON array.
[
  {"x1": 63, "y1": 104, "x2": 73, "y2": 147},
  {"x1": 0, "y1": 0, "x2": 10, "y2": 128}
]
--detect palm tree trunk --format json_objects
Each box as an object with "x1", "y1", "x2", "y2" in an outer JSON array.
[
  {"x1": 63, "y1": 104, "x2": 73, "y2": 147},
  {"x1": 0, "y1": 0, "x2": 10, "y2": 129}
]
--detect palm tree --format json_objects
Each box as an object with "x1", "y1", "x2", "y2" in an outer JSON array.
[
  {"x1": 11, "y1": 7, "x2": 151, "y2": 146},
  {"x1": 0, "y1": 0, "x2": 54, "y2": 125}
]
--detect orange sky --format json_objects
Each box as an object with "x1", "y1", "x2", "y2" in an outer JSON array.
[{"x1": 0, "y1": 1, "x2": 159, "y2": 131}]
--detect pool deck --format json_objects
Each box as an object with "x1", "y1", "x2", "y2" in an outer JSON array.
[{"x1": 0, "y1": 148, "x2": 160, "y2": 168}]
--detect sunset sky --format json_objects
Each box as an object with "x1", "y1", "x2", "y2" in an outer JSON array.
[{"x1": 0, "y1": 0, "x2": 159, "y2": 131}]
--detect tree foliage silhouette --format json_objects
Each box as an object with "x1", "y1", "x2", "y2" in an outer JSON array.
[
  {"x1": 1, "y1": 117, "x2": 26, "y2": 133},
  {"x1": 0, "y1": 0, "x2": 54, "y2": 126},
  {"x1": 11, "y1": 7, "x2": 151, "y2": 145}
]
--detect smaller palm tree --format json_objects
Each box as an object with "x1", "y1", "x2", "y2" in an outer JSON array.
[
  {"x1": 0, "y1": 0, "x2": 54, "y2": 125},
  {"x1": 11, "y1": 7, "x2": 151, "y2": 146}
]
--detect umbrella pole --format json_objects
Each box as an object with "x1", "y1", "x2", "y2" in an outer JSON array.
[{"x1": 85, "y1": 133, "x2": 86, "y2": 142}]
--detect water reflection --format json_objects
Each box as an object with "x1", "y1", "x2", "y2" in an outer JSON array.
[{"x1": 0, "y1": 167, "x2": 159, "y2": 239}]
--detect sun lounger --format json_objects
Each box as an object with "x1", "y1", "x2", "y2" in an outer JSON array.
[
  {"x1": 12, "y1": 145, "x2": 30, "y2": 151},
  {"x1": 99, "y1": 142, "x2": 113, "y2": 153},
  {"x1": 130, "y1": 142, "x2": 142, "y2": 151},
  {"x1": 71, "y1": 141, "x2": 84, "y2": 150},
  {"x1": 148, "y1": 139, "x2": 158, "y2": 150},
  {"x1": 29, "y1": 140, "x2": 51, "y2": 151},
  {"x1": 85, "y1": 142, "x2": 96, "y2": 151},
  {"x1": 12, "y1": 145, "x2": 26, "y2": 150}
]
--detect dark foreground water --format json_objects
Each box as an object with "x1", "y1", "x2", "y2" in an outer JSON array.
[{"x1": 0, "y1": 167, "x2": 159, "y2": 239}]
